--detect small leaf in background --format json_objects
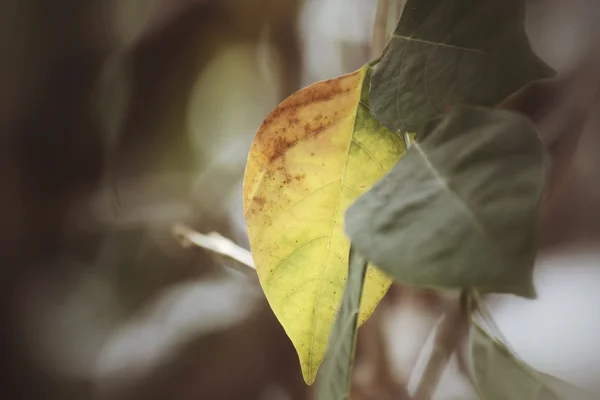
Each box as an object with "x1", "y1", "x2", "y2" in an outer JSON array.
[
  {"x1": 316, "y1": 247, "x2": 368, "y2": 400},
  {"x1": 243, "y1": 66, "x2": 407, "y2": 384},
  {"x1": 345, "y1": 106, "x2": 548, "y2": 297},
  {"x1": 370, "y1": 0, "x2": 554, "y2": 133},
  {"x1": 470, "y1": 323, "x2": 595, "y2": 400}
]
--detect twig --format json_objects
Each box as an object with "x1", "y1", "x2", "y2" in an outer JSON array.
[
  {"x1": 355, "y1": 299, "x2": 412, "y2": 399},
  {"x1": 172, "y1": 223, "x2": 255, "y2": 269},
  {"x1": 471, "y1": 291, "x2": 507, "y2": 343},
  {"x1": 371, "y1": 0, "x2": 391, "y2": 59},
  {"x1": 410, "y1": 292, "x2": 469, "y2": 400}
]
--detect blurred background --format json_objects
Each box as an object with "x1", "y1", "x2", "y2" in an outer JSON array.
[{"x1": 1, "y1": 0, "x2": 599, "y2": 399}]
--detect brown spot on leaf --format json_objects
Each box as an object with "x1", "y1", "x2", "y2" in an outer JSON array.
[
  {"x1": 250, "y1": 70, "x2": 361, "y2": 167},
  {"x1": 283, "y1": 170, "x2": 294, "y2": 184},
  {"x1": 269, "y1": 136, "x2": 292, "y2": 161},
  {"x1": 263, "y1": 215, "x2": 272, "y2": 226}
]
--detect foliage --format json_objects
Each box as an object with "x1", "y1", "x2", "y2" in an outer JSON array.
[
  {"x1": 470, "y1": 323, "x2": 595, "y2": 400},
  {"x1": 346, "y1": 105, "x2": 547, "y2": 298},
  {"x1": 315, "y1": 247, "x2": 367, "y2": 399},
  {"x1": 243, "y1": 66, "x2": 406, "y2": 383},
  {"x1": 369, "y1": 0, "x2": 553, "y2": 133},
  {"x1": 243, "y1": 0, "x2": 591, "y2": 398}
]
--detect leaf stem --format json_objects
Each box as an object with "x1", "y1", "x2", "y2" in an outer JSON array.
[{"x1": 411, "y1": 291, "x2": 470, "y2": 400}]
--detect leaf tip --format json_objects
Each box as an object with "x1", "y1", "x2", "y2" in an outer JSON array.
[
  {"x1": 300, "y1": 361, "x2": 318, "y2": 386},
  {"x1": 516, "y1": 281, "x2": 537, "y2": 300}
]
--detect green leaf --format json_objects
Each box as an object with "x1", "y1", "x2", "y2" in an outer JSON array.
[
  {"x1": 470, "y1": 324, "x2": 595, "y2": 400},
  {"x1": 536, "y1": 371, "x2": 596, "y2": 400},
  {"x1": 345, "y1": 106, "x2": 548, "y2": 297},
  {"x1": 316, "y1": 247, "x2": 368, "y2": 400},
  {"x1": 370, "y1": 0, "x2": 554, "y2": 133}
]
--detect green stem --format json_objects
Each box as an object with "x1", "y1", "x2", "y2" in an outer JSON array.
[{"x1": 412, "y1": 291, "x2": 470, "y2": 400}]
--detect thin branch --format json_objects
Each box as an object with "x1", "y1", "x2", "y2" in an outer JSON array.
[
  {"x1": 410, "y1": 292, "x2": 469, "y2": 400},
  {"x1": 354, "y1": 298, "x2": 412, "y2": 399},
  {"x1": 172, "y1": 223, "x2": 255, "y2": 269},
  {"x1": 471, "y1": 291, "x2": 507, "y2": 343},
  {"x1": 371, "y1": 0, "x2": 391, "y2": 59}
]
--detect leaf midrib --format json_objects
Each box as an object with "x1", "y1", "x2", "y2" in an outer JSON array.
[
  {"x1": 307, "y1": 69, "x2": 368, "y2": 380},
  {"x1": 412, "y1": 141, "x2": 504, "y2": 267},
  {"x1": 391, "y1": 34, "x2": 504, "y2": 62}
]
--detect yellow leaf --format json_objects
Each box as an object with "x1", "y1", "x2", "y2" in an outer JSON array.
[{"x1": 243, "y1": 65, "x2": 406, "y2": 384}]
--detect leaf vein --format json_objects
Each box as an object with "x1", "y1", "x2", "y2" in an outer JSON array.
[
  {"x1": 281, "y1": 278, "x2": 321, "y2": 307},
  {"x1": 413, "y1": 142, "x2": 490, "y2": 240},
  {"x1": 391, "y1": 34, "x2": 504, "y2": 62},
  {"x1": 351, "y1": 139, "x2": 385, "y2": 172},
  {"x1": 265, "y1": 235, "x2": 329, "y2": 286},
  {"x1": 264, "y1": 179, "x2": 342, "y2": 226},
  {"x1": 308, "y1": 72, "x2": 364, "y2": 378},
  {"x1": 342, "y1": 183, "x2": 361, "y2": 195}
]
